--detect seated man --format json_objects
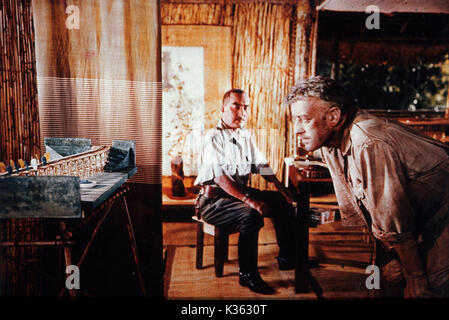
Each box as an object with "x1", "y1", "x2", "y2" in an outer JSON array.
[
  {"x1": 285, "y1": 76, "x2": 449, "y2": 298},
  {"x1": 194, "y1": 89, "x2": 296, "y2": 295}
]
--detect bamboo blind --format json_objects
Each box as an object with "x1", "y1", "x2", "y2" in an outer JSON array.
[
  {"x1": 232, "y1": 2, "x2": 294, "y2": 189},
  {"x1": 161, "y1": 3, "x2": 233, "y2": 25},
  {"x1": 0, "y1": 0, "x2": 44, "y2": 296},
  {"x1": 32, "y1": 0, "x2": 162, "y2": 185},
  {"x1": 0, "y1": 0, "x2": 41, "y2": 165},
  {"x1": 162, "y1": 1, "x2": 296, "y2": 190}
]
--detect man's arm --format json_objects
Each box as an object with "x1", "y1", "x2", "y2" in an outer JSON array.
[
  {"x1": 214, "y1": 175, "x2": 269, "y2": 216},
  {"x1": 358, "y1": 142, "x2": 434, "y2": 298},
  {"x1": 260, "y1": 168, "x2": 293, "y2": 203},
  {"x1": 391, "y1": 239, "x2": 434, "y2": 298},
  {"x1": 246, "y1": 133, "x2": 293, "y2": 202}
]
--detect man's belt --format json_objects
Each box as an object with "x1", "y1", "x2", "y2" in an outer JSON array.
[{"x1": 202, "y1": 185, "x2": 227, "y2": 198}]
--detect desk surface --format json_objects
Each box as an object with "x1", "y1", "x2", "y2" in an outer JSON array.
[{"x1": 81, "y1": 167, "x2": 137, "y2": 209}]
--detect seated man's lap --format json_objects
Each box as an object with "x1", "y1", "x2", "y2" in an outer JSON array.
[{"x1": 198, "y1": 195, "x2": 264, "y2": 234}]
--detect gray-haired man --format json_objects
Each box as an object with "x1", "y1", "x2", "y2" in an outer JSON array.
[{"x1": 286, "y1": 76, "x2": 449, "y2": 298}]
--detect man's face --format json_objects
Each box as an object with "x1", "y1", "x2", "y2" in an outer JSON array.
[
  {"x1": 221, "y1": 92, "x2": 250, "y2": 129},
  {"x1": 290, "y1": 97, "x2": 335, "y2": 152}
]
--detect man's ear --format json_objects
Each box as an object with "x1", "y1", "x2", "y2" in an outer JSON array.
[{"x1": 327, "y1": 106, "x2": 342, "y2": 127}]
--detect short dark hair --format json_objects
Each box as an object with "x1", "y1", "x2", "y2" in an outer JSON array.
[
  {"x1": 222, "y1": 88, "x2": 246, "y2": 106},
  {"x1": 285, "y1": 76, "x2": 354, "y2": 114}
]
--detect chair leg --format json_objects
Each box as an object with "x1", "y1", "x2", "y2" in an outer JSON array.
[
  {"x1": 223, "y1": 235, "x2": 229, "y2": 261},
  {"x1": 214, "y1": 228, "x2": 226, "y2": 277},
  {"x1": 196, "y1": 222, "x2": 204, "y2": 269}
]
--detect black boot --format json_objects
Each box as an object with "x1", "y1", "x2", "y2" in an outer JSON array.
[
  {"x1": 238, "y1": 232, "x2": 275, "y2": 294},
  {"x1": 239, "y1": 271, "x2": 275, "y2": 294}
]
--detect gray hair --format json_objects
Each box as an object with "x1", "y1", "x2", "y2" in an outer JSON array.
[{"x1": 285, "y1": 76, "x2": 354, "y2": 114}]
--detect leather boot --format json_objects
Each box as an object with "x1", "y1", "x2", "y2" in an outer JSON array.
[
  {"x1": 239, "y1": 271, "x2": 275, "y2": 294},
  {"x1": 238, "y1": 232, "x2": 275, "y2": 294}
]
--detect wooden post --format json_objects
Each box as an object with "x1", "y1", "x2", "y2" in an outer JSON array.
[
  {"x1": 295, "y1": 182, "x2": 311, "y2": 293},
  {"x1": 309, "y1": 2, "x2": 319, "y2": 77},
  {"x1": 294, "y1": 0, "x2": 319, "y2": 82}
]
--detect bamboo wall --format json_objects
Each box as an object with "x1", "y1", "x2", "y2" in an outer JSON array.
[
  {"x1": 232, "y1": 3, "x2": 295, "y2": 189},
  {"x1": 0, "y1": 0, "x2": 41, "y2": 165},
  {"x1": 162, "y1": 0, "x2": 304, "y2": 189},
  {"x1": 0, "y1": 0, "x2": 44, "y2": 296}
]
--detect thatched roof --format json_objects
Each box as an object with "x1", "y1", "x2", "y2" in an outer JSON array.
[{"x1": 317, "y1": 0, "x2": 449, "y2": 65}]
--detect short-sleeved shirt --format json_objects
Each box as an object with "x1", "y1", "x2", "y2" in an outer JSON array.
[
  {"x1": 322, "y1": 109, "x2": 449, "y2": 245},
  {"x1": 194, "y1": 120, "x2": 274, "y2": 187}
]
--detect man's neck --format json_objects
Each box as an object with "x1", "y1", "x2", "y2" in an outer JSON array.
[
  {"x1": 221, "y1": 119, "x2": 239, "y2": 131},
  {"x1": 323, "y1": 108, "x2": 357, "y2": 149}
]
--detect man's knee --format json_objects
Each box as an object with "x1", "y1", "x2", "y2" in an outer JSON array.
[{"x1": 239, "y1": 208, "x2": 264, "y2": 233}]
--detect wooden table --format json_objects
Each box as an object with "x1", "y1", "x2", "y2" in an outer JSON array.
[
  {"x1": 285, "y1": 158, "x2": 338, "y2": 294},
  {"x1": 61, "y1": 167, "x2": 147, "y2": 297},
  {"x1": 0, "y1": 167, "x2": 145, "y2": 296},
  {"x1": 80, "y1": 167, "x2": 137, "y2": 210}
]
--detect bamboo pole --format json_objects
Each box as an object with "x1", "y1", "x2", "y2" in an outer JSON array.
[
  {"x1": 0, "y1": 1, "x2": 42, "y2": 295},
  {"x1": 0, "y1": 0, "x2": 39, "y2": 164}
]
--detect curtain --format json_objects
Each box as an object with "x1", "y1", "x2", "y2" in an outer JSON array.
[{"x1": 32, "y1": 0, "x2": 162, "y2": 184}]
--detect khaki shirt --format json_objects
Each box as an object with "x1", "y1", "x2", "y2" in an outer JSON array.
[
  {"x1": 194, "y1": 120, "x2": 274, "y2": 187},
  {"x1": 322, "y1": 110, "x2": 449, "y2": 244}
]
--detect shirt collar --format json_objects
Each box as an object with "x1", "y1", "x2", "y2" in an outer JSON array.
[
  {"x1": 217, "y1": 119, "x2": 246, "y2": 140},
  {"x1": 340, "y1": 123, "x2": 352, "y2": 156},
  {"x1": 335, "y1": 108, "x2": 359, "y2": 156}
]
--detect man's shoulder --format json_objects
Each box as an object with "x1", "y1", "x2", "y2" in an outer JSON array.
[
  {"x1": 203, "y1": 127, "x2": 226, "y2": 143},
  {"x1": 349, "y1": 111, "x2": 390, "y2": 147},
  {"x1": 205, "y1": 127, "x2": 220, "y2": 136}
]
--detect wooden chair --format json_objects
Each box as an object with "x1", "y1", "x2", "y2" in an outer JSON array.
[{"x1": 192, "y1": 215, "x2": 237, "y2": 277}]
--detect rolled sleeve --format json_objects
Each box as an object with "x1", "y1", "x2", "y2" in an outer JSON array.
[
  {"x1": 356, "y1": 141, "x2": 415, "y2": 243},
  {"x1": 194, "y1": 133, "x2": 231, "y2": 186}
]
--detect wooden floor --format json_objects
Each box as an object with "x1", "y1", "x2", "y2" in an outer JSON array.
[{"x1": 163, "y1": 219, "x2": 376, "y2": 299}]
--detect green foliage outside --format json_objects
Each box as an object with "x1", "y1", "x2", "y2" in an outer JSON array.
[{"x1": 317, "y1": 54, "x2": 449, "y2": 111}]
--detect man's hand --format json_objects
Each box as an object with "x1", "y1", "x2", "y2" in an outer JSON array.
[
  {"x1": 404, "y1": 275, "x2": 435, "y2": 298},
  {"x1": 277, "y1": 184, "x2": 294, "y2": 204},
  {"x1": 245, "y1": 198, "x2": 270, "y2": 216},
  {"x1": 268, "y1": 176, "x2": 294, "y2": 204},
  {"x1": 391, "y1": 238, "x2": 436, "y2": 298}
]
